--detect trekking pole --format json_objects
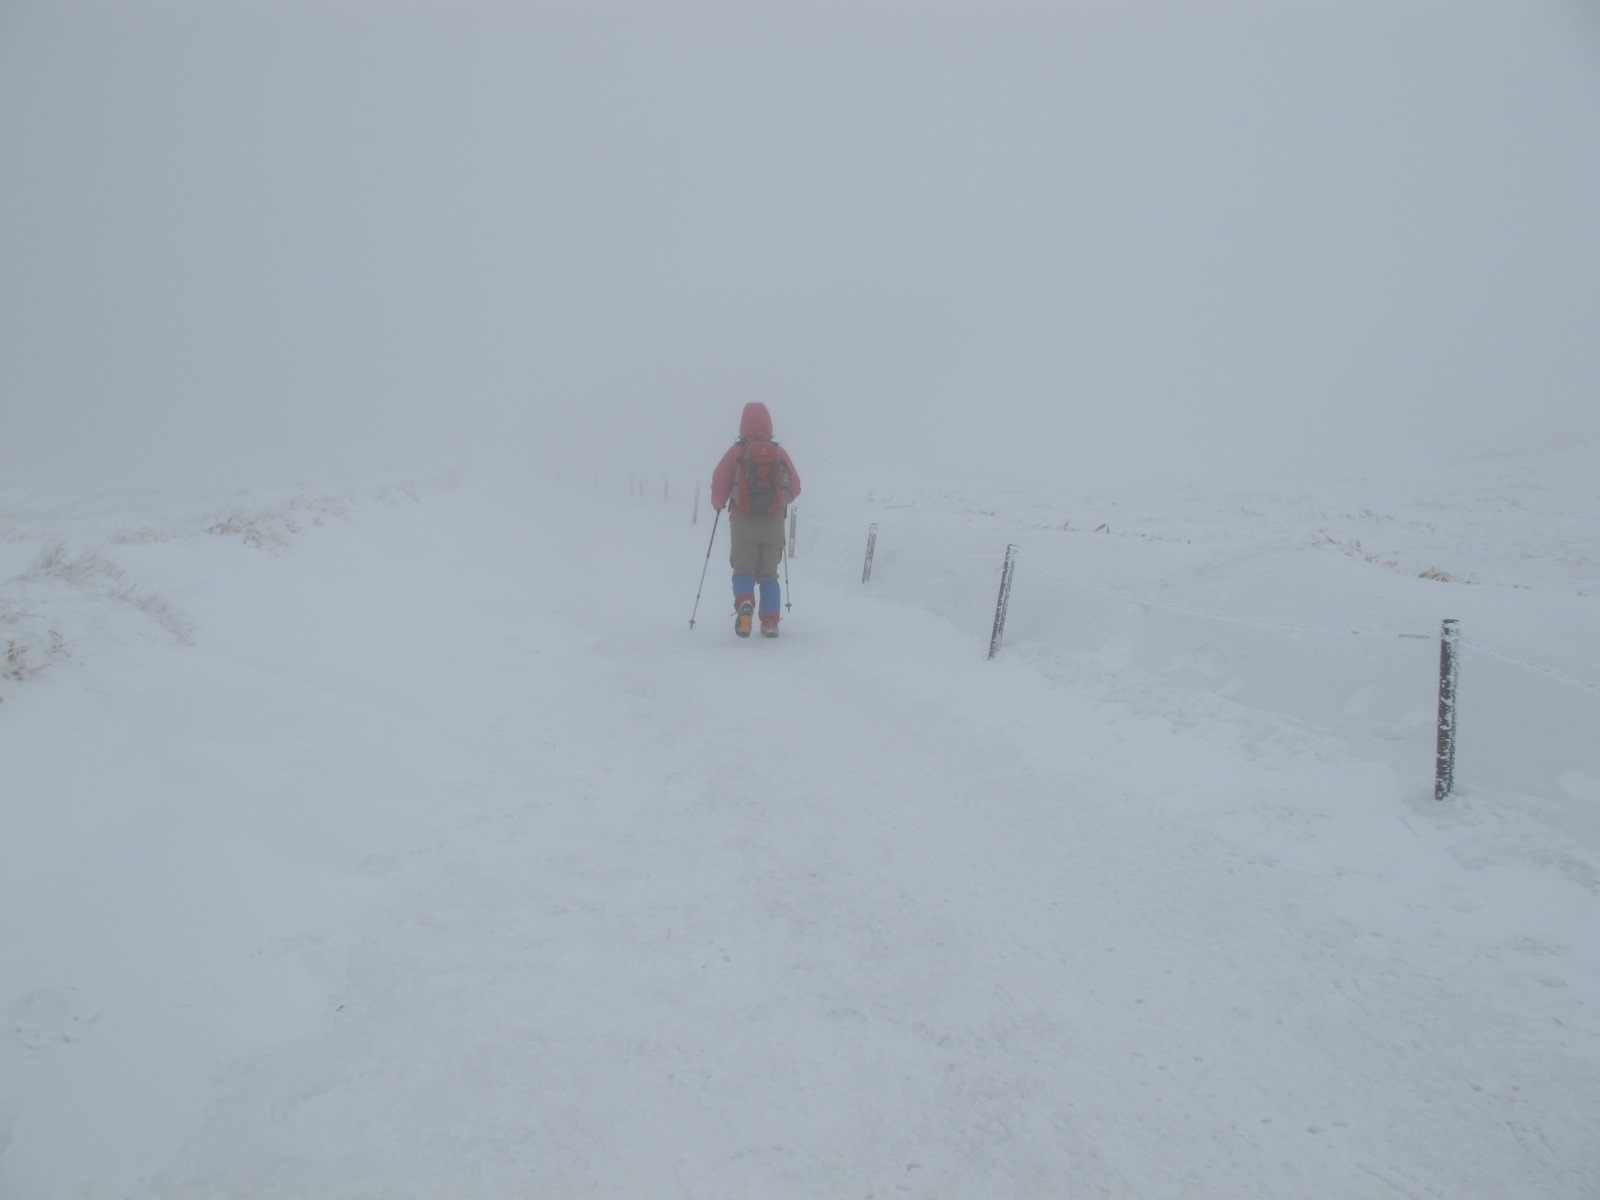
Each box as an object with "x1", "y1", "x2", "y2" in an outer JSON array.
[
  {"x1": 784, "y1": 541, "x2": 792, "y2": 612},
  {"x1": 688, "y1": 508, "x2": 722, "y2": 629}
]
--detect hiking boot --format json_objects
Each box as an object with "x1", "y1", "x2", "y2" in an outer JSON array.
[
  {"x1": 760, "y1": 617, "x2": 780, "y2": 638},
  {"x1": 735, "y1": 597, "x2": 754, "y2": 638}
]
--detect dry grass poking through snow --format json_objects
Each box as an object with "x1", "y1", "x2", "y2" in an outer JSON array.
[{"x1": 0, "y1": 473, "x2": 454, "y2": 688}]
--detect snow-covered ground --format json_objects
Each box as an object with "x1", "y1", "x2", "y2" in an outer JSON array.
[{"x1": 3, "y1": 443, "x2": 1596, "y2": 1198}]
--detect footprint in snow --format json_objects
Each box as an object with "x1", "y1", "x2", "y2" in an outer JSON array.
[
  {"x1": 9, "y1": 986, "x2": 101, "y2": 1049},
  {"x1": 1170, "y1": 641, "x2": 1232, "y2": 685},
  {"x1": 1559, "y1": 771, "x2": 1599, "y2": 803}
]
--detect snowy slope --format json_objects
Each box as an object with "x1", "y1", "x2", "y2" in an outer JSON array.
[{"x1": 2, "y1": 447, "x2": 1597, "y2": 1199}]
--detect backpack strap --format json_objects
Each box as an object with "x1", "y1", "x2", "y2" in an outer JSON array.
[
  {"x1": 773, "y1": 457, "x2": 791, "y2": 515},
  {"x1": 732, "y1": 438, "x2": 749, "y2": 514}
]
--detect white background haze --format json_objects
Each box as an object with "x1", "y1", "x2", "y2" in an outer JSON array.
[
  {"x1": 3, "y1": 5, "x2": 1600, "y2": 1194},
  {"x1": 3, "y1": 0, "x2": 1598, "y2": 492}
]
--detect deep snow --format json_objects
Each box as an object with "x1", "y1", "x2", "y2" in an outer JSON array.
[{"x1": 2, "y1": 444, "x2": 1596, "y2": 1198}]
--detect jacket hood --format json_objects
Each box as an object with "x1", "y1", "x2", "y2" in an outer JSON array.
[{"x1": 739, "y1": 402, "x2": 774, "y2": 442}]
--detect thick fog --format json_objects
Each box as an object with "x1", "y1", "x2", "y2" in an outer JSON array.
[{"x1": 4, "y1": 0, "x2": 1598, "y2": 493}]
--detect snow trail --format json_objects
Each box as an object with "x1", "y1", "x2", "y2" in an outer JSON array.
[{"x1": 3, "y1": 471, "x2": 1596, "y2": 1198}]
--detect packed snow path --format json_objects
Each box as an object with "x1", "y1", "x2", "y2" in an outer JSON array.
[{"x1": 3, "y1": 472, "x2": 1596, "y2": 1198}]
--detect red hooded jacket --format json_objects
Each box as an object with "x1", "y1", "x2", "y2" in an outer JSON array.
[{"x1": 710, "y1": 403, "x2": 802, "y2": 515}]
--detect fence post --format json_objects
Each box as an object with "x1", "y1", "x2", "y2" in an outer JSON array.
[
  {"x1": 988, "y1": 544, "x2": 1018, "y2": 660},
  {"x1": 1435, "y1": 618, "x2": 1460, "y2": 800},
  {"x1": 861, "y1": 524, "x2": 878, "y2": 583}
]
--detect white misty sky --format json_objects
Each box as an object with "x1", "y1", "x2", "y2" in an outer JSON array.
[{"x1": 2, "y1": 0, "x2": 1597, "y2": 491}]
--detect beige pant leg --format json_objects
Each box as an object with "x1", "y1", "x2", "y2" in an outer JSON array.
[{"x1": 730, "y1": 513, "x2": 786, "y2": 581}]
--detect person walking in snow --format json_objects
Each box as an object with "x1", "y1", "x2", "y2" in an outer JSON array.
[{"x1": 710, "y1": 402, "x2": 801, "y2": 638}]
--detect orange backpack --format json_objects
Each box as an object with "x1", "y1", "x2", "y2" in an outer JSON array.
[{"x1": 733, "y1": 440, "x2": 790, "y2": 516}]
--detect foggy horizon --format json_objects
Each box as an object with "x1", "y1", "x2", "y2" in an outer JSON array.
[{"x1": 4, "y1": 0, "x2": 1598, "y2": 495}]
